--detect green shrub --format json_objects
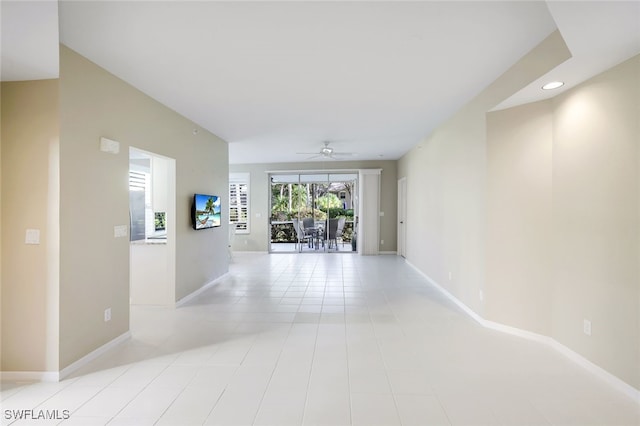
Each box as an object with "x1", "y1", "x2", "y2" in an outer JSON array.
[{"x1": 322, "y1": 207, "x2": 355, "y2": 218}]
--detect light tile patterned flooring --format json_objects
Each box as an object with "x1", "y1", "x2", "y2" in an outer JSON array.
[{"x1": 2, "y1": 253, "x2": 639, "y2": 425}]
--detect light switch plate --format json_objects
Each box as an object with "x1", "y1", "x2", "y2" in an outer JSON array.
[
  {"x1": 25, "y1": 229, "x2": 40, "y2": 245},
  {"x1": 114, "y1": 225, "x2": 128, "y2": 238}
]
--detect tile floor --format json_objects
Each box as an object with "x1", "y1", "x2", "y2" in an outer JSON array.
[{"x1": 1, "y1": 253, "x2": 639, "y2": 425}]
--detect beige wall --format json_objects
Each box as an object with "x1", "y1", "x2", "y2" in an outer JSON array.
[
  {"x1": 550, "y1": 55, "x2": 639, "y2": 388},
  {"x1": 487, "y1": 56, "x2": 639, "y2": 388},
  {"x1": 229, "y1": 160, "x2": 397, "y2": 253},
  {"x1": 401, "y1": 24, "x2": 639, "y2": 390},
  {"x1": 1, "y1": 80, "x2": 60, "y2": 372},
  {"x1": 398, "y1": 31, "x2": 570, "y2": 317},
  {"x1": 58, "y1": 46, "x2": 228, "y2": 369},
  {"x1": 486, "y1": 100, "x2": 554, "y2": 335}
]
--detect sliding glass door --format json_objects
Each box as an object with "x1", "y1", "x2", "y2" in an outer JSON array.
[{"x1": 269, "y1": 172, "x2": 358, "y2": 253}]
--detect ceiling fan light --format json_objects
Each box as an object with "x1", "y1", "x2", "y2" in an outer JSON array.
[{"x1": 542, "y1": 81, "x2": 564, "y2": 90}]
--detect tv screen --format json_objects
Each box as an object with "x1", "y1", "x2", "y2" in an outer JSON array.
[{"x1": 192, "y1": 194, "x2": 221, "y2": 230}]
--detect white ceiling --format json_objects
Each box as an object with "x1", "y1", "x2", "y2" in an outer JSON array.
[
  {"x1": 494, "y1": 1, "x2": 640, "y2": 110},
  {"x1": 2, "y1": 1, "x2": 639, "y2": 164},
  {"x1": 0, "y1": 0, "x2": 59, "y2": 81}
]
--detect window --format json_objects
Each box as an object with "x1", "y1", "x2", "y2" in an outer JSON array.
[
  {"x1": 129, "y1": 169, "x2": 149, "y2": 241},
  {"x1": 229, "y1": 173, "x2": 250, "y2": 233}
]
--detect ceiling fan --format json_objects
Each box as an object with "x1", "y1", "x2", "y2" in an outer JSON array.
[{"x1": 297, "y1": 142, "x2": 355, "y2": 160}]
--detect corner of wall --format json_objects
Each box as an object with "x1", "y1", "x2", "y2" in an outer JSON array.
[
  {"x1": 58, "y1": 45, "x2": 229, "y2": 370},
  {"x1": 1, "y1": 79, "x2": 61, "y2": 373}
]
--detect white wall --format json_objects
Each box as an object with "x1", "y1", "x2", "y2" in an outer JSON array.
[
  {"x1": 152, "y1": 155, "x2": 169, "y2": 213},
  {"x1": 130, "y1": 244, "x2": 172, "y2": 305}
]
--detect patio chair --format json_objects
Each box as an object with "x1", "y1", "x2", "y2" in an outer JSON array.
[
  {"x1": 302, "y1": 217, "x2": 315, "y2": 238},
  {"x1": 336, "y1": 217, "x2": 346, "y2": 248},
  {"x1": 327, "y1": 218, "x2": 344, "y2": 249},
  {"x1": 291, "y1": 218, "x2": 311, "y2": 251}
]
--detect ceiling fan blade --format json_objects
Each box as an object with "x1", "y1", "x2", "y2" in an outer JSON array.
[{"x1": 297, "y1": 142, "x2": 358, "y2": 160}]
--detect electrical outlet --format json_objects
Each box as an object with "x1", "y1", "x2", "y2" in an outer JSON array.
[
  {"x1": 479, "y1": 290, "x2": 484, "y2": 301},
  {"x1": 104, "y1": 308, "x2": 112, "y2": 322},
  {"x1": 583, "y1": 319, "x2": 591, "y2": 336},
  {"x1": 380, "y1": 239, "x2": 384, "y2": 245},
  {"x1": 448, "y1": 272, "x2": 452, "y2": 281}
]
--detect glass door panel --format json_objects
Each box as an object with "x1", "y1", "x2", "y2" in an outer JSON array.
[
  {"x1": 270, "y1": 176, "x2": 300, "y2": 252},
  {"x1": 269, "y1": 171, "x2": 358, "y2": 253}
]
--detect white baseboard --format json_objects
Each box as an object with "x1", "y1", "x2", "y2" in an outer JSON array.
[
  {"x1": 404, "y1": 260, "x2": 640, "y2": 403},
  {"x1": 175, "y1": 272, "x2": 229, "y2": 308},
  {"x1": 379, "y1": 251, "x2": 397, "y2": 255},
  {"x1": 58, "y1": 331, "x2": 132, "y2": 381},
  {"x1": 482, "y1": 319, "x2": 640, "y2": 402},
  {"x1": 1, "y1": 370, "x2": 60, "y2": 382},
  {"x1": 2, "y1": 331, "x2": 131, "y2": 383},
  {"x1": 406, "y1": 260, "x2": 485, "y2": 326}
]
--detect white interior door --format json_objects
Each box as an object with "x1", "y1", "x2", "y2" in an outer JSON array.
[{"x1": 397, "y1": 177, "x2": 407, "y2": 258}]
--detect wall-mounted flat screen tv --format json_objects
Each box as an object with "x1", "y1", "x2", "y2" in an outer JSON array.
[{"x1": 192, "y1": 194, "x2": 221, "y2": 230}]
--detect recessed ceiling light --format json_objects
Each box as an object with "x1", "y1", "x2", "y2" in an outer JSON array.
[{"x1": 542, "y1": 81, "x2": 564, "y2": 90}]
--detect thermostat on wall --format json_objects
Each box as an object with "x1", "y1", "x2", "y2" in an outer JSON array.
[{"x1": 100, "y1": 137, "x2": 120, "y2": 154}]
